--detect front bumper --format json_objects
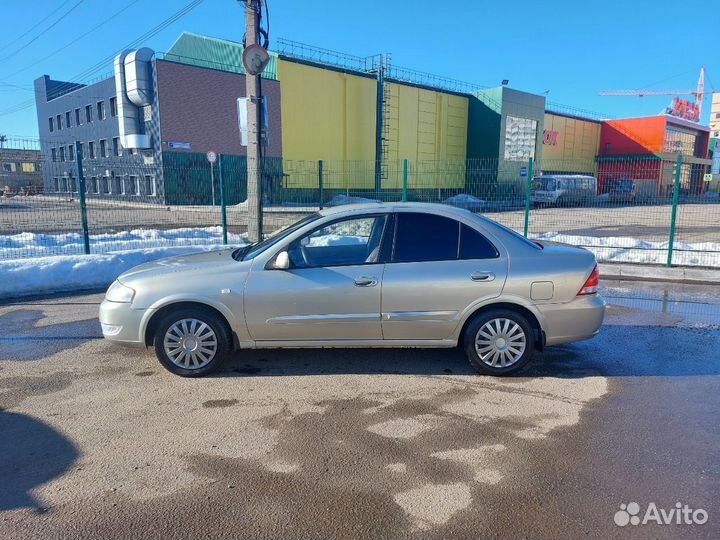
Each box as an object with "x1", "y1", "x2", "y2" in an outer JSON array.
[
  {"x1": 99, "y1": 299, "x2": 149, "y2": 347},
  {"x1": 538, "y1": 294, "x2": 606, "y2": 346}
]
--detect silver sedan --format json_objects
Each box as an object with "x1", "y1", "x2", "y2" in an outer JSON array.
[{"x1": 99, "y1": 203, "x2": 605, "y2": 377}]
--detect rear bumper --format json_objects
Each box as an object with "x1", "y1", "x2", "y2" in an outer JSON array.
[
  {"x1": 99, "y1": 299, "x2": 149, "y2": 347},
  {"x1": 538, "y1": 294, "x2": 606, "y2": 346}
]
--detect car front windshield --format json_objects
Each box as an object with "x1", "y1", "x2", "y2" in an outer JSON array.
[{"x1": 235, "y1": 213, "x2": 322, "y2": 261}]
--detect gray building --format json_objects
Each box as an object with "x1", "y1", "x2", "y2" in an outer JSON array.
[
  {"x1": 0, "y1": 147, "x2": 43, "y2": 192},
  {"x1": 34, "y1": 34, "x2": 282, "y2": 205}
]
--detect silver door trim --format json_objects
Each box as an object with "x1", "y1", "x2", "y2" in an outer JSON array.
[
  {"x1": 267, "y1": 312, "x2": 382, "y2": 324},
  {"x1": 382, "y1": 310, "x2": 458, "y2": 321}
]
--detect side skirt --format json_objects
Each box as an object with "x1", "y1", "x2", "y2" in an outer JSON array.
[{"x1": 239, "y1": 339, "x2": 459, "y2": 350}]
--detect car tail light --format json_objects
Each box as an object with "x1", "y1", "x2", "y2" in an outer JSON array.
[{"x1": 578, "y1": 265, "x2": 599, "y2": 295}]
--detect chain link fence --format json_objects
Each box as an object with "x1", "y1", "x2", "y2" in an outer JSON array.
[{"x1": 1, "y1": 137, "x2": 718, "y2": 267}]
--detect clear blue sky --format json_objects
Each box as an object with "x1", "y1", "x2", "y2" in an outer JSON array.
[{"x1": 0, "y1": 0, "x2": 717, "y2": 138}]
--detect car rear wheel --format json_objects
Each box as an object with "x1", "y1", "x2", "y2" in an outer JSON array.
[
  {"x1": 464, "y1": 309, "x2": 535, "y2": 376},
  {"x1": 153, "y1": 307, "x2": 231, "y2": 377}
]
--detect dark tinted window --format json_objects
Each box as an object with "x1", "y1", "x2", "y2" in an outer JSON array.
[
  {"x1": 394, "y1": 213, "x2": 459, "y2": 262},
  {"x1": 460, "y1": 224, "x2": 498, "y2": 259}
]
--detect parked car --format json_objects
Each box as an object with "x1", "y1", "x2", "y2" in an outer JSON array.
[
  {"x1": 100, "y1": 203, "x2": 605, "y2": 377},
  {"x1": 531, "y1": 175, "x2": 598, "y2": 207},
  {"x1": 607, "y1": 178, "x2": 637, "y2": 203},
  {"x1": 607, "y1": 178, "x2": 657, "y2": 204}
]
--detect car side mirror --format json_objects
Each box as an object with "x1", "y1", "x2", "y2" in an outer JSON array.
[{"x1": 268, "y1": 250, "x2": 290, "y2": 270}]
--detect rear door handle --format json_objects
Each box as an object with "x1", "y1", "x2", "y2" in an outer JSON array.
[
  {"x1": 470, "y1": 271, "x2": 495, "y2": 282},
  {"x1": 354, "y1": 276, "x2": 378, "y2": 287}
]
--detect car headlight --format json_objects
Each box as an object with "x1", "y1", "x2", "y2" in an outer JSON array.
[{"x1": 105, "y1": 280, "x2": 135, "y2": 303}]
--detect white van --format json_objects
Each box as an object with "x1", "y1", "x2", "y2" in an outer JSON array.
[{"x1": 531, "y1": 175, "x2": 597, "y2": 207}]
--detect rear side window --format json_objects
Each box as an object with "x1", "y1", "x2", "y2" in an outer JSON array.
[
  {"x1": 460, "y1": 224, "x2": 498, "y2": 259},
  {"x1": 394, "y1": 213, "x2": 459, "y2": 262}
]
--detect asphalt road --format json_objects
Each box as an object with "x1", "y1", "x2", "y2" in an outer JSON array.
[{"x1": 1, "y1": 281, "x2": 719, "y2": 540}]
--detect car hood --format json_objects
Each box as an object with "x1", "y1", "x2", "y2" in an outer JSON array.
[{"x1": 118, "y1": 248, "x2": 240, "y2": 283}]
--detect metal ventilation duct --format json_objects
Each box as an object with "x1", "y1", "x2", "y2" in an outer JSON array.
[
  {"x1": 114, "y1": 49, "x2": 152, "y2": 149},
  {"x1": 124, "y1": 48, "x2": 154, "y2": 107}
]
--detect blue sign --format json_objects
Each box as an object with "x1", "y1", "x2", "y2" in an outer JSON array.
[
  {"x1": 520, "y1": 166, "x2": 528, "y2": 178},
  {"x1": 168, "y1": 141, "x2": 191, "y2": 150}
]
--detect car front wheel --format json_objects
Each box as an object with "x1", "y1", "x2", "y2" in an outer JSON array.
[
  {"x1": 463, "y1": 309, "x2": 535, "y2": 376},
  {"x1": 153, "y1": 307, "x2": 231, "y2": 377}
]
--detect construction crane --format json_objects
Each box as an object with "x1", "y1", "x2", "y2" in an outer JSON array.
[{"x1": 599, "y1": 67, "x2": 707, "y2": 119}]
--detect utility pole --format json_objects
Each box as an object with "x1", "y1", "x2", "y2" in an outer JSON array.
[{"x1": 244, "y1": 0, "x2": 263, "y2": 242}]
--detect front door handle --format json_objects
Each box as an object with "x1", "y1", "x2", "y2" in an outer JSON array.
[
  {"x1": 470, "y1": 271, "x2": 495, "y2": 282},
  {"x1": 354, "y1": 276, "x2": 378, "y2": 287}
]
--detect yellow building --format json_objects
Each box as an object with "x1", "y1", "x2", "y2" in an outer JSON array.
[
  {"x1": 541, "y1": 112, "x2": 601, "y2": 174},
  {"x1": 276, "y1": 58, "x2": 469, "y2": 190}
]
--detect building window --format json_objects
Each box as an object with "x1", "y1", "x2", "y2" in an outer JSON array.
[
  {"x1": 100, "y1": 176, "x2": 110, "y2": 194},
  {"x1": 69, "y1": 176, "x2": 78, "y2": 192},
  {"x1": 68, "y1": 145, "x2": 75, "y2": 161},
  {"x1": 97, "y1": 100, "x2": 106, "y2": 120},
  {"x1": 48, "y1": 117, "x2": 54, "y2": 132},
  {"x1": 111, "y1": 175, "x2": 123, "y2": 194},
  {"x1": 88, "y1": 141, "x2": 96, "y2": 159},
  {"x1": 112, "y1": 137, "x2": 121, "y2": 157},
  {"x1": 99, "y1": 139, "x2": 108, "y2": 158},
  {"x1": 60, "y1": 177, "x2": 68, "y2": 192},
  {"x1": 129, "y1": 175, "x2": 140, "y2": 195},
  {"x1": 75, "y1": 107, "x2": 82, "y2": 125},
  {"x1": 85, "y1": 104, "x2": 93, "y2": 123},
  {"x1": 504, "y1": 116, "x2": 538, "y2": 161},
  {"x1": 56, "y1": 114, "x2": 62, "y2": 130},
  {"x1": 664, "y1": 128, "x2": 698, "y2": 155},
  {"x1": 66, "y1": 111, "x2": 72, "y2": 128},
  {"x1": 110, "y1": 97, "x2": 117, "y2": 117},
  {"x1": 53, "y1": 177, "x2": 59, "y2": 191},
  {"x1": 143, "y1": 175, "x2": 155, "y2": 196},
  {"x1": 21, "y1": 162, "x2": 36, "y2": 173},
  {"x1": 78, "y1": 142, "x2": 85, "y2": 160},
  {"x1": 59, "y1": 147, "x2": 66, "y2": 162},
  {"x1": 51, "y1": 148, "x2": 57, "y2": 162},
  {"x1": 89, "y1": 176, "x2": 98, "y2": 193},
  {"x1": 2, "y1": 162, "x2": 16, "y2": 172}
]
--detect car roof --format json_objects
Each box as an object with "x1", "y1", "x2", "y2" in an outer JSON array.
[{"x1": 318, "y1": 201, "x2": 474, "y2": 219}]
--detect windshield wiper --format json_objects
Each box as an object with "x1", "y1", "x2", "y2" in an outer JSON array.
[{"x1": 231, "y1": 245, "x2": 251, "y2": 261}]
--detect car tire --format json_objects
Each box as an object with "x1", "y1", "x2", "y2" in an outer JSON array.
[
  {"x1": 153, "y1": 307, "x2": 231, "y2": 377},
  {"x1": 463, "y1": 309, "x2": 535, "y2": 376}
]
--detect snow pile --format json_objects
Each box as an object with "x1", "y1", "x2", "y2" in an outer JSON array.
[
  {"x1": 0, "y1": 226, "x2": 246, "y2": 260},
  {"x1": 532, "y1": 232, "x2": 720, "y2": 267},
  {"x1": 0, "y1": 246, "x2": 239, "y2": 299}
]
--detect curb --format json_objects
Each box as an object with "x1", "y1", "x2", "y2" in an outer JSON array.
[{"x1": 599, "y1": 263, "x2": 720, "y2": 285}]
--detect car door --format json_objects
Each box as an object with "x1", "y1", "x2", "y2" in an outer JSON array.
[
  {"x1": 243, "y1": 213, "x2": 389, "y2": 342},
  {"x1": 381, "y1": 211, "x2": 507, "y2": 340}
]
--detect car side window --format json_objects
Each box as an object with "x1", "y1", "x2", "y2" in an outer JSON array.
[
  {"x1": 287, "y1": 215, "x2": 387, "y2": 268},
  {"x1": 460, "y1": 224, "x2": 499, "y2": 259},
  {"x1": 393, "y1": 213, "x2": 459, "y2": 263}
]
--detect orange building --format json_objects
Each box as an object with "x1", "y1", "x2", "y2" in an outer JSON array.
[{"x1": 597, "y1": 115, "x2": 712, "y2": 196}]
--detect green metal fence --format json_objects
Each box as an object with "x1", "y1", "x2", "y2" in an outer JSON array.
[{"x1": 1, "y1": 137, "x2": 718, "y2": 268}]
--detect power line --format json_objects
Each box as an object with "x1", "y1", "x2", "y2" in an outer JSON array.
[
  {"x1": 3, "y1": 0, "x2": 143, "y2": 79},
  {"x1": 0, "y1": 0, "x2": 205, "y2": 118},
  {"x1": 0, "y1": 0, "x2": 86, "y2": 64},
  {"x1": 0, "y1": 0, "x2": 74, "y2": 50}
]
